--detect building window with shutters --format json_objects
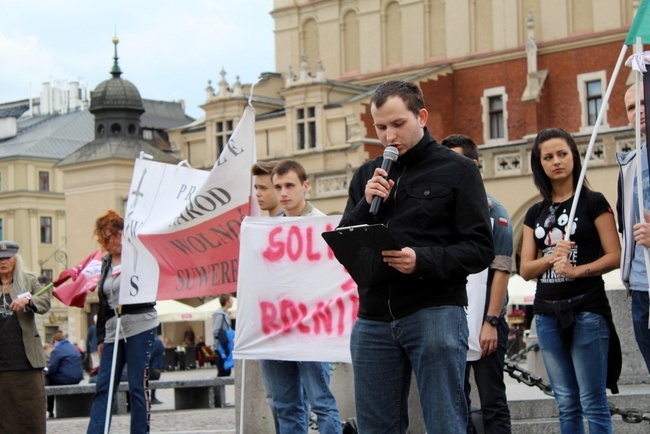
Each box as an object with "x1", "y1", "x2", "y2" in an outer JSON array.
[
  {"x1": 215, "y1": 120, "x2": 234, "y2": 156},
  {"x1": 482, "y1": 87, "x2": 508, "y2": 144},
  {"x1": 40, "y1": 216, "x2": 52, "y2": 244},
  {"x1": 577, "y1": 71, "x2": 609, "y2": 132},
  {"x1": 39, "y1": 171, "x2": 50, "y2": 192},
  {"x1": 488, "y1": 96, "x2": 504, "y2": 139},
  {"x1": 586, "y1": 80, "x2": 602, "y2": 126},
  {"x1": 296, "y1": 107, "x2": 316, "y2": 150}
]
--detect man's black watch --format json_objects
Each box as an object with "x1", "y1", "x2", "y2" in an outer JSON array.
[{"x1": 484, "y1": 315, "x2": 500, "y2": 327}]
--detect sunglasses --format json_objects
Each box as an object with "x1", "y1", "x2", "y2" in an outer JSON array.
[{"x1": 544, "y1": 204, "x2": 560, "y2": 229}]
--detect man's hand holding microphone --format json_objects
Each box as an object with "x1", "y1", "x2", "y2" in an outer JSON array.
[
  {"x1": 364, "y1": 146, "x2": 417, "y2": 274},
  {"x1": 366, "y1": 146, "x2": 399, "y2": 216}
]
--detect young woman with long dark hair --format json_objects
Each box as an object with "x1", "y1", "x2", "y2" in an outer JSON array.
[{"x1": 520, "y1": 128, "x2": 621, "y2": 433}]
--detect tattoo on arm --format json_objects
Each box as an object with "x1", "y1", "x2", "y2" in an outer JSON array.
[{"x1": 583, "y1": 266, "x2": 614, "y2": 278}]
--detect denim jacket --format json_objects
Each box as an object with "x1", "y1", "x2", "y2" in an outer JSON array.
[{"x1": 487, "y1": 193, "x2": 513, "y2": 316}]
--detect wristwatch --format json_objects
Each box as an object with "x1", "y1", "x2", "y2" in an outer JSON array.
[{"x1": 484, "y1": 315, "x2": 500, "y2": 327}]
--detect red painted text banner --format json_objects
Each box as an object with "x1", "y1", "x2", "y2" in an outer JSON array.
[{"x1": 234, "y1": 216, "x2": 358, "y2": 363}]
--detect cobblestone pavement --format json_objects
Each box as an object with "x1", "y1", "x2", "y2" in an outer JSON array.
[
  {"x1": 45, "y1": 361, "x2": 650, "y2": 433},
  {"x1": 46, "y1": 408, "x2": 235, "y2": 434},
  {"x1": 46, "y1": 367, "x2": 236, "y2": 434}
]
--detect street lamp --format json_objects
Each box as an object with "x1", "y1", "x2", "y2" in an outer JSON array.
[{"x1": 38, "y1": 246, "x2": 68, "y2": 284}]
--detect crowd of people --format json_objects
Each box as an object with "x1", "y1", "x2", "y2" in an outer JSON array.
[{"x1": 3, "y1": 79, "x2": 650, "y2": 434}]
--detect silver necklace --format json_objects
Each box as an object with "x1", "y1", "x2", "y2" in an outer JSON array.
[{"x1": 1, "y1": 292, "x2": 13, "y2": 317}]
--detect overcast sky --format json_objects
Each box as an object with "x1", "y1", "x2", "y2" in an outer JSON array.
[{"x1": 0, "y1": 0, "x2": 275, "y2": 119}]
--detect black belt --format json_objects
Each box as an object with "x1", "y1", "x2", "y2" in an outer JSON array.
[{"x1": 105, "y1": 304, "x2": 156, "y2": 319}]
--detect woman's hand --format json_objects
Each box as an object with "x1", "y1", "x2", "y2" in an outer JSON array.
[
  {"x1": 549, "y1": 239, "x2": 573, "y2": 262},
  {"x1": 551, "y1": 239, "x2": 576, "y2": 278},
  {"x1": 9, "y1": 295, "x2": 31, "y2": 312},
  {"x1": 98, "y1": 342, "x2": 104, "y2": 357},
  {"x1": 551, "y1": 254, "x2": 576, "y2": 278}
]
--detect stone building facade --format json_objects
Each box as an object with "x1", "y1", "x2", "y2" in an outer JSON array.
[{"x1": 169, "y1": 0, "x2": 638, "y2": 270}]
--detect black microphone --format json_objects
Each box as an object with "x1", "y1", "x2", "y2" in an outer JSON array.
[{"x1": 369, "y1": 146, "x2": 399, "y2": 216}]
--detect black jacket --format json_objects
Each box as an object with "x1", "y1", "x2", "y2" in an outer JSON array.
[{"x1": 339, "y1": 128, "x2": 494, "y2": 321}]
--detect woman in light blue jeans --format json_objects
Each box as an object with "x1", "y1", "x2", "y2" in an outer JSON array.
[
  {"x1": 86, "y1": 210, "x2": 158, "y2": 434},
  {"x1": 520, "y1": 128, "x2": 621, "y2": 433}
]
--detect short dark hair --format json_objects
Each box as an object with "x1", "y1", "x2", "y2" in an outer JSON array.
[
  {"x1": 440, "y1": 134, "x2": 479, "y2": 161},
  {"x1": 251, "y1": 161, "x2": 278, "y2": 176},
  {"x1": 52, "y1": 331, "x2": 65, "y2": 343},
  {"x1": 272, "y1": 160, "x2": 307, "y2": 184},
  {"x1": 219, "y1": 293, "x2": 232, "y2": 307},
  {"x1": 370, "y1": 80, "x2": 425, "y2": 117},
  {"x1": 530, "y1": 128, "x2": 588, "y2": 203}
]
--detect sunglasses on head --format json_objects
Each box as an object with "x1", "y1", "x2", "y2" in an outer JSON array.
[{"x1": 544, "y1": 204, "x2": 560, "y2": 229}]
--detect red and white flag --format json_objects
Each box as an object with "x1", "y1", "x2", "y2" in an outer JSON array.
[
  {"x1": 120, "y1": 104, "x2": 257, "y2": 304},
  {"x1": 52, "y1": 250, "x2": 104, "y2": 307}
]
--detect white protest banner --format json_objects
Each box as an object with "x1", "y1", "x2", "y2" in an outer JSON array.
[
  {"x1": 234, "y1": 216, "x2": 358, "y2": 363},
  {"x1": 466, "y1": 268, "x2": 488, "y2": 361},
  {"x1": 120, "y1": 105, "x2": 256, "y2": 304},
  {"x1": 466, "y1": 216, "x2": 494, "y2": 361}
]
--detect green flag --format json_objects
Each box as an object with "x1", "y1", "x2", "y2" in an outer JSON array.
[{"x1": 627, "y1": 0, "x2": 650, "y2": 45}]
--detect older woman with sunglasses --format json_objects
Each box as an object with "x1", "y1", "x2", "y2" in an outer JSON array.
[
  {"x1": 87, "y1": 210, "x2": 158, "y2": 434},
  {"x1": 520, "y1": 128, "x2": 621, "y2": 434}
]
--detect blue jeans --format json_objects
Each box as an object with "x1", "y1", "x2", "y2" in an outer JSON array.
[
  {"x1": 535, "y1": 312, "x2": 612, "y2": 434},
  {"x1": 465, "y1": 316, "x2": 511, "y2": 434},
  {"x1": 87, "y1": 328, "x2": 155, "y2": 434},
  {"x1": 259, "y1": 360, "x2": 281, "y2": 432},
  {"x1": 259, "y1": 360, "x2": 310, "y2": 433},
  {"x1": 631, "y1": 290, "x2": 650, "y2": 373},
  {"x1": 350, "y1": 306, "x2": 468, "y2": 434},
  {"x1": 260, "y1": 360, "x2": 341, "y2": 434}
]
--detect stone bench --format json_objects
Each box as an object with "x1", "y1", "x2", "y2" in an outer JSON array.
[
  {"x1": 149, "y1": 378, "x2": 234, "y2": 410},
  {"x1": 45, "y1": 377, "x2": 234, "y2": 418},
  {"x1": 45, "y1": 383, "x2": 129, "y2": 418}
]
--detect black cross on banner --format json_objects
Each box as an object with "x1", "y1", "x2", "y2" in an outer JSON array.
[{"x1": 131, "y1": 168, "x2": 147, "y2": 207}]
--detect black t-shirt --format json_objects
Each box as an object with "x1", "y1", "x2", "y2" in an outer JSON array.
[{"x1": 523, "y1": 189, "x2": 613, "y2": 300}]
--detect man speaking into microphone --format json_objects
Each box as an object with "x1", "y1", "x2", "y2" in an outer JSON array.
[
  {"x1": 369, "y1": 145, "x2": 398, "y2": 215},
  {"x1": 339, "y1": 80, "x2": 494, "y2": 434}
]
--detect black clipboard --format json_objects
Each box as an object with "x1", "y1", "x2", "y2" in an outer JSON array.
[{"x1": 322, "y1": 224, "x2": 400, "y2": 287}]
